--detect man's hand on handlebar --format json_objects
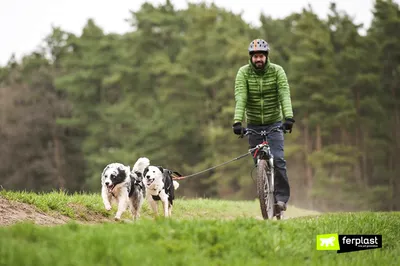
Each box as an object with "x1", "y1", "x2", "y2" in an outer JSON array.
[{"x1": 232, "y1": 122, "x2": 245, "y2": 138}]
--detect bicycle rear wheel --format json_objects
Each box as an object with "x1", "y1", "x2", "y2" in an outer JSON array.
[{"x1": 256, "y1": 159, "x2": 274, "y2": 219}]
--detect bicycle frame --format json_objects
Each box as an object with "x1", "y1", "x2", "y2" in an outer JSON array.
[
  {"x1": 244, "y1": 126, "x2": 283, "y2": 170},
  {"x1": 243, "y1": 126, "x2": 285, "y2": 219}
]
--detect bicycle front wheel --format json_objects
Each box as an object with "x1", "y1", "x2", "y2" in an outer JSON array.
[{"x1": 256, "y1": 159, "x2": 275, "y2": 220}]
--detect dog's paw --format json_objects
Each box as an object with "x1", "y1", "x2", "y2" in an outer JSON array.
[
  {"x1": 114, "y1": 216, "x2": 121, "y2": 221},
  {"x1": 105, "y1": 204, "x2": 112, "y2": 211}
]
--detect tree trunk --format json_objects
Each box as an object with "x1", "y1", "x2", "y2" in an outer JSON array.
[
  {"x1": 353, "y1": 89, "x2": 364, "y2": 186},
  {"x1": 354, "y1": 89, "x2": 368, "y2": 188},
  {"x1": 303, "y1": 115, "x2": 313, "y2": 208},
  {"x1": 52, "y1": 126, "x2": 65, "y2": 189},
  {"x1": 355, "y1": 128, "x2": 365, "y2": 187},
  {"x1": 391, "y1": 86, "x2": 398, "y2": 210},
  {"x1": 388, "y1": 152, "x2": 394, "y2": 211},
  {"x1": 316, "y1": 124, "x2": 322, "y2": 151},
  {"x1": 341, "y1": 127, "x2": 351, "y2": 146},
  {"x1": 362, "y1": 131, "x2": 369, "y2": 187},
  {"x1": 342, "y1": 125, "x2": 361, "y2": 186}
]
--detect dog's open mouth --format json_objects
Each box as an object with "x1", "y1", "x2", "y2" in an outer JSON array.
[
  {"x1": 146, "y1": 178, "x2": 155, "y2": 186},
  {"x1": 107, "y1": 184, "x2": 115, "y2": 193}
]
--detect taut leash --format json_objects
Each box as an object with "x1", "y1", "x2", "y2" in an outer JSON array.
[{"x1": 172, "y1": 151, "x2": 251, "y2": 180}]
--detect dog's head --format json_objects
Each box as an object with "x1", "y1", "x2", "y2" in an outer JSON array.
[
  {"x1": 101, "y1": 163, "x2": 130, "y2": 192},
  {"x1": 143, "y1": 165, "x2": 164, "y2": 187}
]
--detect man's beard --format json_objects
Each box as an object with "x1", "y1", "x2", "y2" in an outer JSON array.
[{"x1": 254, "y1": 61, "x2": 265, "y2": 69}]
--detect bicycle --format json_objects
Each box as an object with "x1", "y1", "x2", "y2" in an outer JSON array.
[{"x1": 243, "y1": 126, "x2": 286, "y2": 220}]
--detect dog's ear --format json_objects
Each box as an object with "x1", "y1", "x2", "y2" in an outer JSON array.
[
  {"x1": 157, "y1": 166, "x2": 164, "y2": 173},
  {"x1": 143, "y1": 166, "x2": 149, "y2": 177},
  {"x1": 165, "y1": 169, "x2": 173, "y2": 175},
  {"x1": 117, "y1": 167, "x2": 126, "y2": 177},
  {"x1": 101, "y1": 165, "x2": 110, "y2": 177},
  {"x1": 172, "y1": 171, "x2": 182, "y2": 177}
]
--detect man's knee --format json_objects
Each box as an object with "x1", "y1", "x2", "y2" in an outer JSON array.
[{"x1": 273, "y1": 156, "x2": 287, "y2": 169}]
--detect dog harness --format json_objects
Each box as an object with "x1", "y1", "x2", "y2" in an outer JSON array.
[
  {"x1": 150, "y1": 169, "x2": 175, "y2": 205},
  {"x1": 109, "y1": 172, "x2": 144, "y2": 198}
]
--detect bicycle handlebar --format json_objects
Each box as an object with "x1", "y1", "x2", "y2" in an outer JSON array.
[{"x1": 243, "y1": 126, "x2": 286, "y2": 137}]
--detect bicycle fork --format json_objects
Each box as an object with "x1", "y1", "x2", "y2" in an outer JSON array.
[{"x1": 255, "y1": 146, "x2": 275, "y2": 194}]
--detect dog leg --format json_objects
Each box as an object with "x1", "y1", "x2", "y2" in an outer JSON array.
[
  {"x1": 130, "y1": 195, "x2": 143, "y2": 221},
  {"x1": 161, "y1": 200, "x2": 168, "y2": 217},
  {"x1": 147, "y1": 195, "x2": 158, "y2": 217},
  {"x1": 101, "y1": 185, "x2": 112, "y2": 211},
  {"x1": 168, "y1": 203, "x2": 172, "y2": 217},
  {"x1": 135, "y1": 195, "x2": 144, "y2": 220},
  {"x1": 115, "y1": 190, "x2": 129, "y2": 221},
  {"x1": 159, "y1": 191, "x2": 169, "y2": 217},
  {"x1": 128, "y1": 200, "x2": 137, "y2": 220},
  {"x1": 132, "y1": 206, "x2": 140, "y2": 220}
]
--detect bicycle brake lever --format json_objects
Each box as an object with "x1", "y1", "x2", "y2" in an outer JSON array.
[{"x1": 279, "y1": 126, "x2": 287, "y2": 134}]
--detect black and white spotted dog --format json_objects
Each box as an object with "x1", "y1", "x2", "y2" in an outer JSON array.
[
  {"x1": 143, "y1": 165, "x2": 180, "y2": 217},
  {"x1": 101, "y1": 157, "x2": 150, "y2": 221}
]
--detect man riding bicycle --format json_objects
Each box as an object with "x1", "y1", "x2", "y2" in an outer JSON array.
[{"x1": 232, "y1": 38, "x2": 295, "y2": 213}]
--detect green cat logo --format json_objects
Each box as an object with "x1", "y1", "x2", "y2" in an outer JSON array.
[{"x1": 316, "y1": 233, "x2": 340, "y2": 250}]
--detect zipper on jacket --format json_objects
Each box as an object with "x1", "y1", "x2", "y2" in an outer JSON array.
[{"x1": 259, "y1": 77, "x2": 264, "y2": 124}]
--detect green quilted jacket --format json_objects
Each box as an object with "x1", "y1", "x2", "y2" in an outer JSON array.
[{"x1": 234, "y1": 59, "x2": 293, "y2": 125}]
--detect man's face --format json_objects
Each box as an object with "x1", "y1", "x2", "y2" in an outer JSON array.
[{"x1": 251, "y1": 53, "x2": 267, "y2": 69}]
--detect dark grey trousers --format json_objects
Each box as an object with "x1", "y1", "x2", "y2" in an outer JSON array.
[{"x1": 247, "y1": 121, "x2": 290, "y2": 203}]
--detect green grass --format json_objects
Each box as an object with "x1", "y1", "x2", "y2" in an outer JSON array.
[
  {"x1": 0, "y1": 190, "x2": 399, "y2": 266},
  {"x1": 0, "y1": 189, "x2": 110, "y2": 220},
  {"x1": 0, "y1": 189, "x2": 319, "y2": 221}
]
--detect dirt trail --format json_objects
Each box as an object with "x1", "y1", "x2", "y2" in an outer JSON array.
[
  {"x1": 0, "y1": 196, "x2": 320, "y2": 226},
  {"x1": 0, "y1": 198, "x2": 71, "y2": 226}
]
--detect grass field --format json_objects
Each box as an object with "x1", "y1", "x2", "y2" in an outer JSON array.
[{"x1": 0, "y1": 190, "x2": 399, "y2": 266}]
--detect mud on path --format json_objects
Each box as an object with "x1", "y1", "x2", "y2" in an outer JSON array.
[{"x1": 0, "y1": 197, "x2": 112, "y2": 226}]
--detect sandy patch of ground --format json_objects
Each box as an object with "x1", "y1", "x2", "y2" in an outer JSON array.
[{"x1": 0, "y1": 198, "x2": 71, "y2": 226}]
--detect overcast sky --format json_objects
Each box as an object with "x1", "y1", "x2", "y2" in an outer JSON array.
[{"x1": 0, "y1": 0, "x2": 386, "y2": 66}]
